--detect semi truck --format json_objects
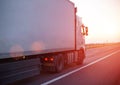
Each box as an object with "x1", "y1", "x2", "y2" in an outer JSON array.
[{"x1": 0, "y1": 0, "x2": 88, "y2": 84}]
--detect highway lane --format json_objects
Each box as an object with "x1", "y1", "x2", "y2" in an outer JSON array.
[
  {"x1": 46, "y1": 50, "x2": 120, "y2": 85},
  {"x1": 11, "y1": 45, "x2": 120, "y2": 85}
]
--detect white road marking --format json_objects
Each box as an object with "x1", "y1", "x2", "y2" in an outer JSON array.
[{"x1": 41, "y1": 50, "x2": 120, "y2": 85}]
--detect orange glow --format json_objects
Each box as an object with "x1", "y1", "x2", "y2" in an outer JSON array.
[
  {"x1": 71, "y1": 0, "x2": 120, "y2": 43},
  {"x1": 10, "y1": 44, "x2": 24, "y2": 58},
  {"x1": 31, "y1": 41, "x2": 45, "y2": 52}
]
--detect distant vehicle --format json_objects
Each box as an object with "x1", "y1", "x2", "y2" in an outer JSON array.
[{"x1": 0, "y1": 0, "x2": 88, "y2": 84}]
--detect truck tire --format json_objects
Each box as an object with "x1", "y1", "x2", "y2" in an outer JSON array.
[
  {"x1": 55, "y1": 54, "x2": 64, "y2": 73},
  {"x1": 76, "y1": 50, "x2": 85, "y2": 65}
]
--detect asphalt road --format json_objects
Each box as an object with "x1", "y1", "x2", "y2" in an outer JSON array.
[{"x1": 11, "y1": 45, "x2": 120, "y2": 85}]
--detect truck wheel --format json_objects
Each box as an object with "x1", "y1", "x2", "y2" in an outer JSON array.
[
  {"x1": 76, "y1": 50, "x2": 85, "y2": 65},
  {"x1": 55, "y1": 54, "x2": 64, "y2": 73}
]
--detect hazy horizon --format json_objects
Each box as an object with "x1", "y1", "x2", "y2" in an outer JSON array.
[{"x1": 70, "y1": 0, "x2": 120, "y2": 44}]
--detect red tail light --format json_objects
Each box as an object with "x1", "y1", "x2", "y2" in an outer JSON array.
[
  {"x1": 44, "y1": 57, "x2": 48, "y2": 61},
  {"x1": 50, "y1": 57, "x2": 54, "y2": 61}
]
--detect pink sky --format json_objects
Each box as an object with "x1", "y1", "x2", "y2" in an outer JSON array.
[{"x1": 70, "y1": 0, "x2": 120, "y2": 43}]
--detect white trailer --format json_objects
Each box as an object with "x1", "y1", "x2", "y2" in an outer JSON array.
[{"x1": 0, "y1": 0, "x2": 88, "y2": 84}]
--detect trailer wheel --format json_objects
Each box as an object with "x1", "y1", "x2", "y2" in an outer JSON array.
[
  {"x1": 76, "y1": 50, "x2": 85, "y2": 65},
  {"x1": 55, "y1": 54, "x2": 64, "y2": 73}
]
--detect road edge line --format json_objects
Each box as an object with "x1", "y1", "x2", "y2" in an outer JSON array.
[{"x1": 41, "y1": 50, "x2": 120, "y2": 85}]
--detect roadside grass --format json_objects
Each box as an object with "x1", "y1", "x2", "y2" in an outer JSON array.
[{"x1": 86, "y1": 42, "x2": 120, "y2": 49}]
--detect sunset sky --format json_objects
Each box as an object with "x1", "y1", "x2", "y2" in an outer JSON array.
[{"x1": 70, "y1": 0, "x2": 120, "y2": 43}]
